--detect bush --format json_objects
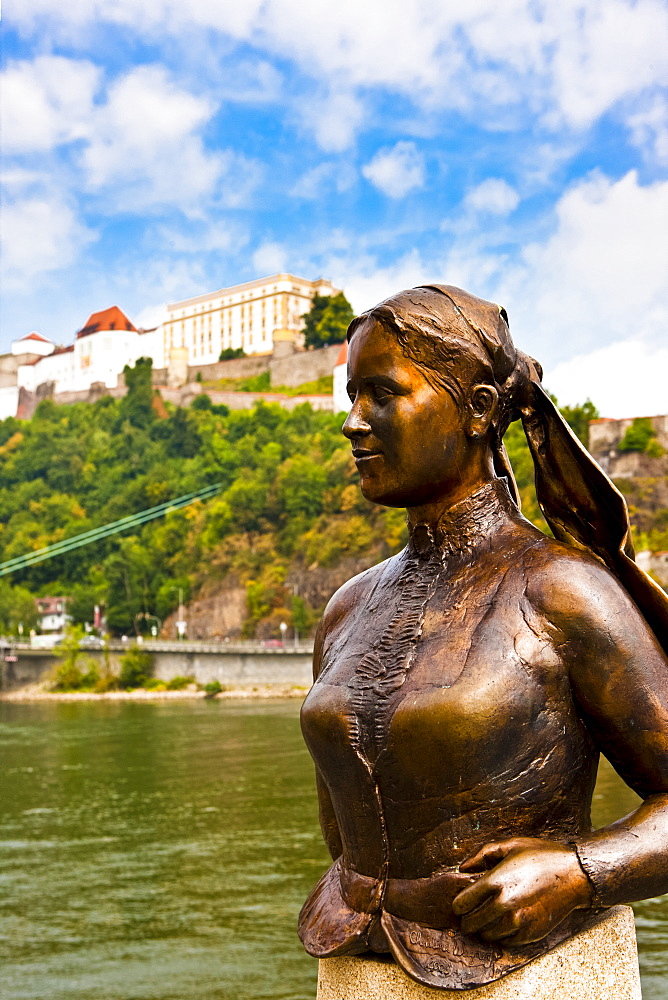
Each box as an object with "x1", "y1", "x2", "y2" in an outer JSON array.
[
  {"x1": 118, "y1": 648, "x2": 154, "y2": 689},
  {"x1": 144, "y1": 677, "x2": 167, "y2": 691},
  {"x1": 203, "y1": 680, "x2": 223, "y2": 698},
  {"x1": 619, "y1": 417, "x2": 663, "y2": 455},
  {"x1": 165, "y1": 675, "x2": 195, "y2": 690},
  {"x1": 219, "y1": 347, "x2": 245, "y2": 361},
  {"x1": 238, "y1": 371, "x2": 270, "y2": 392},
  {"x1": 51, "y1": 658, "x2": 99, "y2": 691},
  {"x1": 50, "y1": 625, "x2": 100, "y2": 691},
  {"x1": 191, "y1": 393, "x2": 213, "y2": 410}
]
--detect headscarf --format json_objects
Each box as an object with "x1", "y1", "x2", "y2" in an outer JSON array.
[{"x1": 347, "y1": 284, "x2": 668, "y2": 652}]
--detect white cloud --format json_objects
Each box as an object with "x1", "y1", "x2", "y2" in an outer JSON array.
[
  {"x1": 9, "y1": 0, "x2": 668, "y2": 144},
  {"x1": 2, "y1": 57, "x2": 259, "y2": 215},
  {"x1": 542, "y1": 1, "x2": 668, "y2": 130},
  {"x1": 155, "y1": 221, "x2": 244, "y2": 254},
  {"x1": 503, "y1": 170, "x2": 668, "y2": 365},
  {"x1": 464, "y1": 179, "x2": 519, "y2": 215},
  {"x1": 545, "y1": 339, "x2": 668, "y2": 418},
  {"x1": 322, "y1": 248, "x2": 431, "y2": 315},
  {"x1": 299, "y1": 90, "x2": 367, "y2": 152},
  {"x1": 303, "y1": 166, "x2": 668, "y2": 419},
  {"x1": 1, "y1": 55, "x2": 100, "y2": 154},
  {"x1": 626, "y1": 94, "x2": 668, "y2": 165},
  {"x1": 291, "y1": 161, "x2": 356, "y2": 199},
  {"x1": 79, "y1": 65, "x2": 228, "y2": 212},
  {"x1": 216, "y1": 59, "x2": 283, "y2": 104},
  {"x1": 252, "y1": 242, "x2": 288, "y2": 274},
  {"x1": 2, "y1": 193, "x2": 96, "y2": 289},
  {"x1": 134, "y1": 303, "x2": 168, "y2": 329},
  {"x1": 362, "y1": 142, "x2": 425, "y2": 198}
]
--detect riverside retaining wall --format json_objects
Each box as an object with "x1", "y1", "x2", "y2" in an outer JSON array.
[{"x1": 0, "y1": 643, "x2": 314, "y2": 691}]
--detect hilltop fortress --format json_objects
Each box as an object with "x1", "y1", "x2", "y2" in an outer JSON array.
[{"x1": 0, "y1": 273, "x2": 345, "y2": 419}]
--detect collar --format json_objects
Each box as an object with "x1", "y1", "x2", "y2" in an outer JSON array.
[{"x1": 407, "y1": 478, "x2": 515, "y2": 560}]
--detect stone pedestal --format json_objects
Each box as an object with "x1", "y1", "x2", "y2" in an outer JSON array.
[{"x1": 316, "y1": 906, "x2": 640, "y2": 999}]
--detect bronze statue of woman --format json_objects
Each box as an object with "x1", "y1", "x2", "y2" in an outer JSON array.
[{"x1": 298, "y1": 284, "x2": 668, "y2": 990}]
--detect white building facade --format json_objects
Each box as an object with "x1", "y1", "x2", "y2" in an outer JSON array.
[
  {"x1": 7, "y1": 307, "x2": 166, "y2": 404},
  {"x1": 332, "y1": 340, "x2": 350, "y2": 414},
  {"x1": 164, "y1": 273, "x2": 340, "y2": 365}
]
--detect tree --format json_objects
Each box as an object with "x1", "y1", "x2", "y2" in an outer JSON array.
[
  {"x1": 276, "y1": 456, "x2": 326, "y2": 520},
  {"x1": 303, "y1": 292, "x2": 354, "y2": 349},
  {"x1": 119, "y1": 357, "x2": 155, "y2": 428},
  {"x1": 559, "y1": 399, "x2": 599, "y2": 447},
  {"x1": 302, "y1": 294, "x2": 331, "y2": 348},
  {"x1": 0, "y1": 581, "x2": 39, "y2": 635},
  {"x1": 219, "y1": 347, "x2": 245, "y2": 361}
]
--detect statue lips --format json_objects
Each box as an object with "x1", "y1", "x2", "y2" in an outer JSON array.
[{"x1": 352, "y1": 447, "x2": 383, "y2": 464}]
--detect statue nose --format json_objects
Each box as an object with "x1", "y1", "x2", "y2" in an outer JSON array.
[{"x1": 342, "y1": 405, "x2": 372, "y2": 439}]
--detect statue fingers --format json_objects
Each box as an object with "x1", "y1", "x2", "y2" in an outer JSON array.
[
  {"x1": 459, "y1": 837, "x2": 538, "y2": 873},
  {"x1": 452, "y1": 876, "x2": 496, "y2": 916},
  {"x1": 477, "y1": 908, "x2": 525, "y2": 943},
  {"x1": 459, "y1": 842, "x2": 509, "y2": 873},
  {"x1": 459, "y1": 894, "x2": 505, "y2": 936}
]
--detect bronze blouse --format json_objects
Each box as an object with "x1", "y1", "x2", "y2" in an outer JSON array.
[{"x1": 299, "y1": 481, "x2": 612, "y2": 989}]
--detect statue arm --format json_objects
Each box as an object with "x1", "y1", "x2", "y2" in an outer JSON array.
[
  {"x1": 549, "y1": 558, "x2": 668, "y2": 906},
  {"x1": 307, "y1": 560, "x2": 385, "y2": 864},
  {"x1": 310, "y1": 605, "x2": 345, "y2": 861},
  {"x1": 454, "y1": 553, "x2": 668, "y2": 944},
  {"x1": 315, "y1": 768, "x2": 343, "y2": 860}
]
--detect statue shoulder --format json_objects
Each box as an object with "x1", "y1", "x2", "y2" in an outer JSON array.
[
  {"x1": 520, "y1": 535, "x2": 636, "y2": 636},
  {"x1": 321, "y1": 554, "x2": 396, "y2": 631}
]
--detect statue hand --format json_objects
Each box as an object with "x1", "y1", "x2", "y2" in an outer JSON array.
[{"x1": 451, "y1": 838, "x2": 593, "y2": 945}]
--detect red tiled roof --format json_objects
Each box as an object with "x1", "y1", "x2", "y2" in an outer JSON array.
[
  {"x1": 18, "y1": 331, "x2": 51, "y2": 344},
  {"x1": 36, "y1": 596, "x2": 70, "y2": 614},
  {"x1": 77, "y1": 306, "x2": 136, "y2": 339},
  {"x1": 52, "y1": 345, "x2": 74, "y2": 354}
]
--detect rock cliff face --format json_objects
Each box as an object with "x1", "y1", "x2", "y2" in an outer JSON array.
[
  {"x1": 160, "y1": 555, "x2": 381, "y2": 641},
  {"x1": 588, "y1": 416, "x2": 667, "y2": 563},
  {"x1": 162, "y1": 584, "x2": 247, "y2": 640},
  {"x1": 589, "y1": 415, "x2": 667, "y2": 479}
]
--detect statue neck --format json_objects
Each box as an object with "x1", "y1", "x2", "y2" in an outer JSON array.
[{"x1": 406, "y1": 478, "x2": 516, "y2": 560}]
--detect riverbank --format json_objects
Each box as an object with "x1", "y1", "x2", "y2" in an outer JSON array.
[{"x1": 0, "y1": 682, "x2": 309, "y2": 702}]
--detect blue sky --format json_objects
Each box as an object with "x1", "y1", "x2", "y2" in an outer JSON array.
[{"x1": 3, "y1": 0, "x2": 668, "y2": 416}]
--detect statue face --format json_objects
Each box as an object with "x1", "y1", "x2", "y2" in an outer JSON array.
[{"x1": 343, "y1": 318, "x2": 471, "y2": 508}]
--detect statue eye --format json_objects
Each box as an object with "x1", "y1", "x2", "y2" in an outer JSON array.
[{"x1": 372, "y1": 384, "x2": 393, "y2": 403}]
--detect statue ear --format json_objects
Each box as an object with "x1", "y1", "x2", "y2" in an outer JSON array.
[{"x1": 467, "y1": 384, "x2": 498, "y2": 438}]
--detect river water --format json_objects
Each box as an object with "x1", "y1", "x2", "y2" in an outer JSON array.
[{"x1": 0, "y1": 700, "x2": 666, "y2": 1000}]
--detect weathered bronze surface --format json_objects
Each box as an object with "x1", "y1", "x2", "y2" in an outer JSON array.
[{"x1": 298, "y1": 285, "x2": 668, "y2": 990}]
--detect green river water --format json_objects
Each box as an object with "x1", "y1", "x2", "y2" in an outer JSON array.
[{"x1": 0, "y1": 700, "x2": 666, "y2": 999}]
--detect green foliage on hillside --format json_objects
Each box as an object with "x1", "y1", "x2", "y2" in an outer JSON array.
[
  {"x1": 302, "y1": 292, "x2": 354, "y2": 349},
  {"x1": 0, "y1": 360, "x2": 607, "y2": 637},
  {"x1": 619, "y1": 417, "x2": 664, "y2": 457},
  {"x1": 200, "y1": 374, "x2": 333, "y2": 396}
]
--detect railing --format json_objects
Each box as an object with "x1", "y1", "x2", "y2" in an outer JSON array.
[
  {"x1": 110, "y1": 639, "x2": 315, "y2": 654},
  {"x1": 8, "y1": 639, "x2": 315, "y2": 655}
]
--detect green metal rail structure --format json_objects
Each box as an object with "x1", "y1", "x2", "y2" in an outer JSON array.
[{"x1": 0, "y1": 482, "x2": 222, "y2": 578}]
